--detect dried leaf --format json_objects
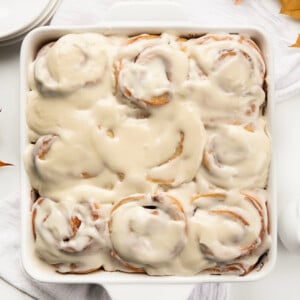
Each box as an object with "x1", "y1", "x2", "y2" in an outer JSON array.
[
  {"x1": 280, "y1": 0, "x2": 300, "y2": 19},
  {"x1": 290, "y1": 34, "x2": 300, "y2": 47},
  {"x1": 0, "y1": 161, "x2": 13, "y2": 167}
]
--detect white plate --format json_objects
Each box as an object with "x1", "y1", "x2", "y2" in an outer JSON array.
[
  {"x1": 0, "y1": 0, "x2": 61, "y2": 46},
  {"x1": 0, "y1": 0, "x2": 51, "y2": 38}
]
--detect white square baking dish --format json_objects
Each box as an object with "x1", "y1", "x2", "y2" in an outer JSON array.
[{"x1": 20, "y1": 21, "x2": 276, "y2": 296}]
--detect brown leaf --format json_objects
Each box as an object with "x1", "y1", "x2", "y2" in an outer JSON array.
[
  {"x1": 290, "y1": 34, "x2": 300, "y2": 47},
  {"x1": 0, "y1": 161, "x2": 13, "y2": 167},
  {"x1": 280, "y1": 0, "x2": 300, "y2": 19}
]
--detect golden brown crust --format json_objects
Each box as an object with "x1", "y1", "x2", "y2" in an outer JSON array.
[
  {"x1": 126, "y1": 34, "x2": 160, "y2": 45},
  {"x1": 32, "y1": 197, "x2": 44, "y2": 240},
  {"x1": 55, "y1": 264, "x2": 101, "y2": 275},
  {"x1": 191, "y1": 193, "x2": 226, "y2": 204},
  {"x1": 146, "y1": 132, "x2": 185, "y2": 184},
  {"x1": 35, "y1": 135, "x2": 56, "y2": 160}
]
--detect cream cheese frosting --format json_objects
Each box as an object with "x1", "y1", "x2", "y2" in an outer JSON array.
[{"x1": 25, "y1": 32, "x2": 271, "y2": 276}]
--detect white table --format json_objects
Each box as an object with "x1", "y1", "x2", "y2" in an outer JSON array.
[{"x1": 1, "y1": 38, "x2": 300, "y2": 300}]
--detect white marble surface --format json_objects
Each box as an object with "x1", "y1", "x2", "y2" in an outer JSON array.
[{"x1": 1, "y1": 32, "x2": 300, "y2": 300}]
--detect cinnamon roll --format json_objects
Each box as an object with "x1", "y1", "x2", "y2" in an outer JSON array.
[
  {"x1": 189, "y1": 33, "x2": 265, "y2": 93},
  {"x1": 191, "y1": 190, "x2": 270, "y2": 275},
  {"x1": 185, "y1": 33, "x2": 266, "y2": 122},
  {"x1": 32, "y1": 197, "x2": 111, "y2": 274},
  {"x1": 29, "y1": 134, "x2": 104, "y2": 184},
  {"x1": 201, "y1": 120, "x2": 271, "y2": 189},
  {"x1": 109, "y1": 194, "x2": 187, "y2": 273},
  {"x1": 33, "y1": 33, "x2": 111, "y2": 97},
  {"x1": 115, "y1": 33, "x2": 188, "y2": 107}
]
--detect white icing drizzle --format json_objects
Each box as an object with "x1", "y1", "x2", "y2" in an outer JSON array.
[{"x1": 25, "y1": 32, "x2": 271, "y2": 276}]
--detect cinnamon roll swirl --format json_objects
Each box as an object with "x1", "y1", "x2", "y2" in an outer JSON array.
[
  {"x1": 189, "y1": 33, "x2": 265, "y2": 93},
  {"x1": 201, "y1": 120, "x2": 271, "y2": 189},
  {"x1": 191, "y1": 190, "x2": 270, "y2": 275},
  {"x1": 109, "y1": 194, "x2": 187, "y2": 273},
  {"x1": 33, "y1": 33, "x2": 111, "y2": 96},
  {"x1": 146, "y1": 130, "x2": 185, "y2": 186},
  {"x1": 185, "y1": 33, "x2": 266, "y2": 122},
  {"x1": 91, "y1": 100, "x2": 206, "y2": 188},
  {"x1": 115, "y1": 34, "x2": 188, "y2": 107},
  {"x1": 32, "y1": 197, "x2": 111, "y2": 274},
  {"x1": 145, "y1": 102, "x2": 206, "y2": 187},
  {"x1": 29, "y1": 134, "x2": 104, "y2": 186}
]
